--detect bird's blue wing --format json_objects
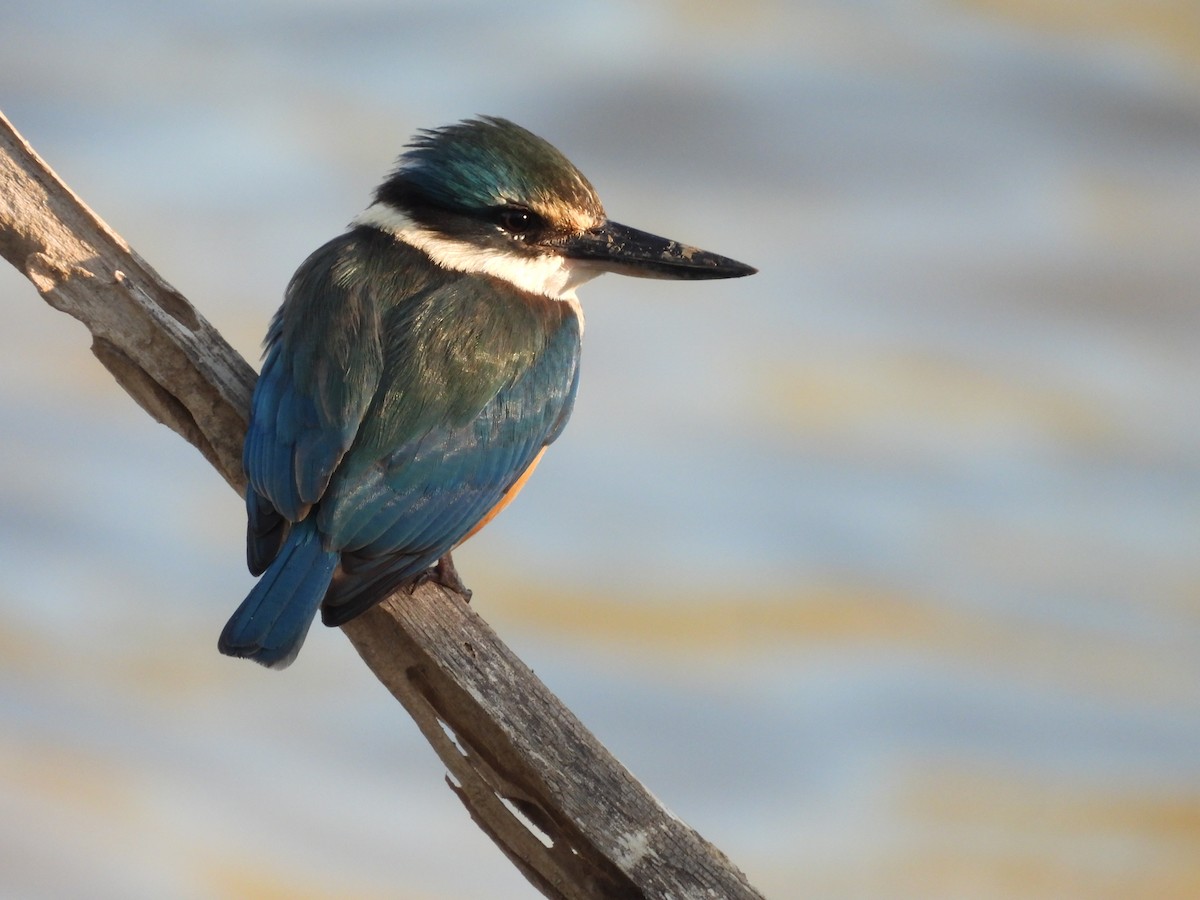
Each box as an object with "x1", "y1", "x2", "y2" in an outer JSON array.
[{"x1": 242, "y1": 233, "x2": 386, "y2": 572}]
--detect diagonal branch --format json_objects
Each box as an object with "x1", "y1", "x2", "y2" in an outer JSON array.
[{"x1": 0, "y1": 109, "x2": 764, "y2": 900}]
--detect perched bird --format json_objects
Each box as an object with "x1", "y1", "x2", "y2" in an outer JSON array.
[{"x1": 219, "y1": 116, "x2": 756, "y2": 668}]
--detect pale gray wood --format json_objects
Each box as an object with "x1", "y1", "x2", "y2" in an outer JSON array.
[{"x1": 0, "y1": 109, "x2": 765, "y2": 900}]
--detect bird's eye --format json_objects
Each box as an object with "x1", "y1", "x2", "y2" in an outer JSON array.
[{"x1": 494, "y1": 207, "x2": 542, "y2": 236}]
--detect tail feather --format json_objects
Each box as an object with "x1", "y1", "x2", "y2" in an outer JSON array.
[{"x1": 219, "y1": 519, "x2": 338, "y2": 668}]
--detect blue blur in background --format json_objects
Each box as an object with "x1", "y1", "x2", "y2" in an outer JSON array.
[{"x1": 2, "y1": 1, "x2": 1199, "y2": 897}]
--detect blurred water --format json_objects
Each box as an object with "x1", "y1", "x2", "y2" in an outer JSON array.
[{"x1": 2, "y1": 1, "x2": 1199, "y2": 897}]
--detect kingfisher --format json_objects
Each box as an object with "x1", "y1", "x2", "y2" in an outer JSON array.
[{"x1": 219, "y1": 116, "x2": 756, "y2": 668}]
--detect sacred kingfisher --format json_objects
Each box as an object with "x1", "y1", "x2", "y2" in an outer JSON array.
[{"x1": 220, "y1": 116, "x2": 756, "y2": 668}]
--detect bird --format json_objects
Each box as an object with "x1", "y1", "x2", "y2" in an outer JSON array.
[{"x1": 219, "y1": 116, "x2": 756, "y2": 668}]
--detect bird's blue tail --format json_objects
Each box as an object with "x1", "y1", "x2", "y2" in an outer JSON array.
[{"x1": 219, "y1": 518, "x2": 339, "y2": 669}]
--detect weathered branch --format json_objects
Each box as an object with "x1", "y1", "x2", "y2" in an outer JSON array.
[{"x1": 0, "y1": 109, "x2": 764, "y2": 900}]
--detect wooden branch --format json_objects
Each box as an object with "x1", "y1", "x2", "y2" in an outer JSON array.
[{"x1": 0, "y1": 109, "x2": 765, "y2": 900}]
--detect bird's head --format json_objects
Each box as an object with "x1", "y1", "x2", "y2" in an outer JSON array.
[{"x1": 358, "y1": 116, "x2": 756, "y2": 300}]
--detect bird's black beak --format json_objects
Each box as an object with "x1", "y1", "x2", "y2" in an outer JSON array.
[{"x1": 562, "y1": 220, "x2": 756, "y2": 280}]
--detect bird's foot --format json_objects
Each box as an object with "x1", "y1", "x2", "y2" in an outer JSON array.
[{"x1": 420, "y1": 553, "x2": 473, "y2": 602}]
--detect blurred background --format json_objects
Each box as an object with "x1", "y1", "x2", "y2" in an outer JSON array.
[{"x1": 2, "y1": 1, "x2": 1199, "y2": 897}]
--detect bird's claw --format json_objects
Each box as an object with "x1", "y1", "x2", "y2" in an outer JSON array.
[{"x1": 419, "y1": 553, "x2": 473, "y2": 602}]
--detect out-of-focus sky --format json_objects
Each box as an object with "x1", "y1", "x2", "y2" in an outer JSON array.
[{"x1": 2, "y1": 1, "x2": 1199, "y2": 897}]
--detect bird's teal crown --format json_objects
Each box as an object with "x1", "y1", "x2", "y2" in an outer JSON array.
[{"x1": 391, "y1": 116, "x2": 603, "y2": 221}]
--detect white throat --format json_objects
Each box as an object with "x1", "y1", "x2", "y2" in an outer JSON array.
[{"x1": 353, "y1": 203, "x2": 600, "y2": 306}]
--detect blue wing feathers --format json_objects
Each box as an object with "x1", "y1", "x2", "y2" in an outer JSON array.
[
  {"x1": 245, "y1": 236, "x2": 385, "y2": 527},
  {"x1": 245, "y1": 486, "x2": 287, "y2": 575}
]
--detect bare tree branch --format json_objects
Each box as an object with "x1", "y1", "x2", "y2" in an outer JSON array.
[{"x1": 0, "y1": 109, "x2": 765, "y2": 900}]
